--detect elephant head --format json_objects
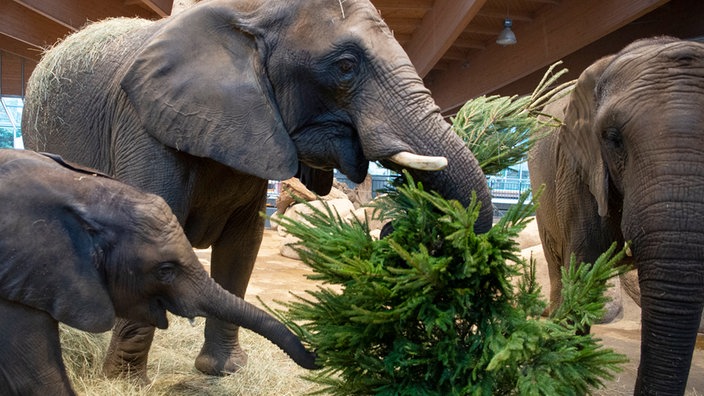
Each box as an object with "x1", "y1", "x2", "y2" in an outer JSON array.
[
  {"x1": 118, "y1": 0, "x2": 493, "y2": 231},
  {"x1": 552, "y1": 37, "x2": 704, "y2": 395},
  {"x1": 0, "y1": 150, "x2": 317, "y2": 379}
]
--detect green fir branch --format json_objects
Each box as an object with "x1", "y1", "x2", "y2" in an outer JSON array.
[{"x1": 451, "y1": 61, "x2": 574, "y2": 175}]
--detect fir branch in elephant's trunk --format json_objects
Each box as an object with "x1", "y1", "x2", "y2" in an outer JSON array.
[
  {"x1": 180, "y1": 274, "x2": 318, "y2": 370},
  {"x1": 379, "y1": 118, "x2": 494, "y2": 234},
  {"x1": 355, "y1": 63, "x2": 493, "y2": 233}
]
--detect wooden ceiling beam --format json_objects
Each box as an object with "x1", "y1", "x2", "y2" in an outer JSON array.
[
  {"x1": 453, "y1": 37, "x2": 486, "y2": 50},
  {"x1": 526, "y1": 0, "x2": 560, "y2": 5},
  {"x1": 463, "y1": 24, "x2": 499, "y2": 36},
  {"x1": 477, "y1": 9, "x2": 534, "y2": 23},
  {"x1": 13, "y1": 0, "x2": 163, "y2": 31},
  {"x1": 125, "y1": 0, "x2": 172, "y2": 18},
  {"x1": 0, "y1": 1, "x2": 72, "y2": 50},
  {"x1": 404, "y1": 0, "x2": 487, "y2": 78},
  {"x1": 428, "y1": 0, "x2": 669, "y2": 113},
  {"x1": 1, "y1": 51, "x2": 35, "y2": 96},
  {"x1": 0, "y1": 33, "x2": 42, "y2": 61}
]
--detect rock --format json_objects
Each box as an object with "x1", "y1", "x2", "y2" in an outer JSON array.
[
  {"x1": 516, "y1": 217, "x2": 542, "y2": 249},
  {"x1": 350, "y1": 175, "x2": 373, "y2": 206},
  {"x1": 279, "y1": 198, "x2": 355, "y2": 236},
  {"x1": 276, "y1": 177, "x2": 317, "y2": 214},
  {"x1": 346, "y1": 206, "x2": 386, "y2": 232},
  {"x1": 279, "y1": 235, "x2": 301, "y2": 260},
  {"x1": 369, "y1": 229, "x2": 382, "y2": 240},
  {"x1": 268, "y1": 212, "x2": 281, "y2": 232},
  {"x1": 332, "y1": 176, "x2": 373, "y2": 208},
  {"x1": 321, "y1": 186, "x2": 349, "y2": 201}
]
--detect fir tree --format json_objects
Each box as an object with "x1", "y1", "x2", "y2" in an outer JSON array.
[{"x1": 270, "y1": 175, "x2": 629, "y2": 396}]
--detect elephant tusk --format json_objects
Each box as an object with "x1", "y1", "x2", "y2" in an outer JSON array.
[
  {"x1": 389, "y1": 151, "x2": 448, "y2": 171},
  {"x1": 625, "y1": 243, "x2": 633, "y2": 257}
]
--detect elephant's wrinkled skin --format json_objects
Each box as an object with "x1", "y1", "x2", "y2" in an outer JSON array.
[
  {"x1": 22, "y1": 0, "x2": 492, "y2": 381},
  {"x1": 528, "y1": 37, "x2": 704, "y2": 395},
  {"x1": 0, "y1": 149, "x2": 316, "y2": 396}
]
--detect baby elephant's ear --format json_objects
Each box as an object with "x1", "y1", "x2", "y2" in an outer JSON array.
[{"x1": 0, "y1": 205, "x2": 115, "y2": 333}]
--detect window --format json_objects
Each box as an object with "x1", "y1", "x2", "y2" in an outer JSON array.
[{"x1": 0, "y1": 96, "x2": 23, "y2": 149}]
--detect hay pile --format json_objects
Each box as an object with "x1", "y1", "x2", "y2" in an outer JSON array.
[{"x1": 60, "y1": 315, "x2": 323, "y2": 395}]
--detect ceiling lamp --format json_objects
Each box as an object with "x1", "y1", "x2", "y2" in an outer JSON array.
[{"x1": 496, "y1": 18, "x2": 517, "y2": 46}]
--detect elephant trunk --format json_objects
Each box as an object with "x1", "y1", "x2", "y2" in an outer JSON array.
[
  {"x1": 626, "y1": 196, "x2": 704, "y2": 395},
  {"x1": 637, "y1": 274, "x2": 703, "y2": 395},
  {"x1": 182, "y1": 273, "x2": 318, "y2": 370},
  {"x1": 390, "y1": 116, "x2": 493, "y2": 233},
  {"x1": 365, "y1": 69, "x2": 493, "y2": 232}
]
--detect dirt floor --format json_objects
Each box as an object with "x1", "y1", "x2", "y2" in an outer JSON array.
[{"x1": 197, "y1": 229, "x2": 704, "y2": 395}]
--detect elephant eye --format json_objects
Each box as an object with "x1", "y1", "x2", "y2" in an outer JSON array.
[
  {"x1": 603, "y1": 127, "x2": 624, "y2": 150},
  {"x1": 155, "y1": 262, "x2": 177, "y2": 283},
  {"x1": 335, "y1": 56, "x2": 358, "y2": 81}
]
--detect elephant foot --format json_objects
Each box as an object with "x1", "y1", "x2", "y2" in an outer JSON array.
[
  {"x1": 194, "y1": 341, "x2": 248, "y2": 375},
  {"x1": 598, "y1": 276, "x2": 624, "y2": 324},
  {"x1": 195, "y1": 319, "x2": 248, "y2": 375},
  {"x1": 102, "y1": 319, "x2": 155, "y2": 385}
]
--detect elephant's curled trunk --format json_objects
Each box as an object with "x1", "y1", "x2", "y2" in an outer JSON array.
[
  {"x1": 191, "y1": 275, "x2": 318, "y2": 370},
  {"x1": 380, "y1": 117, "x2": 493, "y2": 233}
]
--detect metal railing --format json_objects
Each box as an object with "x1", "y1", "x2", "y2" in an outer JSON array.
[{"x1": 486, "y1": 177, "x2": 532, "y2": 199}]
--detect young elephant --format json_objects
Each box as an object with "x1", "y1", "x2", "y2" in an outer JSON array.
[{"x1": 0, "y1": 149, "x2": 317, "y2": 396}]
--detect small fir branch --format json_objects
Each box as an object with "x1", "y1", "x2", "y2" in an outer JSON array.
[{"x1": 451, "y1": 61, "x2": 574, "y2": 175}]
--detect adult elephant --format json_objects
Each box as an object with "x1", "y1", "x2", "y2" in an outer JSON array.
[
  {"x1": 528, "y1": 37, "x2": 704, "y2": 395},
  {"x1": 0, "y1": 149, "x2": 316, "y2": 396},
  {"x1": 22, "y1": 0, "x2": 492, "y2": 382}
]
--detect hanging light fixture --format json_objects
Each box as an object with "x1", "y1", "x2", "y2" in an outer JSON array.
[{"x1": 496, "y1": 18, "x2": 517, "y2": 46}]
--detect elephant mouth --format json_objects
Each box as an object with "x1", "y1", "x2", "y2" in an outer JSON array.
[
  {"x1": 291, "y1": 120, "x2": 449, "y2": 184},
  {"x1": 290, "y1": 121, "x2": 369, "y2": 183},
  {"x1": 152, "y1": 298, "x2": 170, "y2": 329}
]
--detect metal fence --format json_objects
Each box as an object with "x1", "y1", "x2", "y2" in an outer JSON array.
[{"x1": 486, "y1": 177, "x2": 532, "y2": 199}]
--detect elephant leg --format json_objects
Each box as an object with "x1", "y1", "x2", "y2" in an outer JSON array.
[
  {"x1": 102, "y1": 318, "x2": 155, "y2": 384},
  {"x1": 620, "y1": 269, "x2": 641, "y2": 306},
  {"x1": 537, "y1": 228, "x2": 564, "y2": 316},
  {"x1": 195, "y1": 194, "x2": 267, "y2": 375},
  {"x1": 0, "y1": 300, "x2": 74, "y2": 396}
]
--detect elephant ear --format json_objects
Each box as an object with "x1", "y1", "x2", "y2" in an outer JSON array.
[
  {"x1": 296, "y1": 165, "x2": 334, "y2": 196},
  {"x1": 0, "y1": 160, "x2": 115, "y2": 333},
  {"x1": 121, "y1": 3, "x2": 298, "y2": 181},
  {"x1": 558, "y1": 55, "x2": 614, "y2": 217}
]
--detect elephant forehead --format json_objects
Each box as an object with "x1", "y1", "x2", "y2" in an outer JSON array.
[
  {"x1": 284, "y1": 0, "x2": 392, "y2": 47},
  {"x1": 605, "y1": 41, "x2": 704, "y2": 84}
]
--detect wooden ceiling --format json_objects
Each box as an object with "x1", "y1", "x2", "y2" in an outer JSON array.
[{"x1": 1, "y1": 0, "x2": 702, "y2": 114}]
